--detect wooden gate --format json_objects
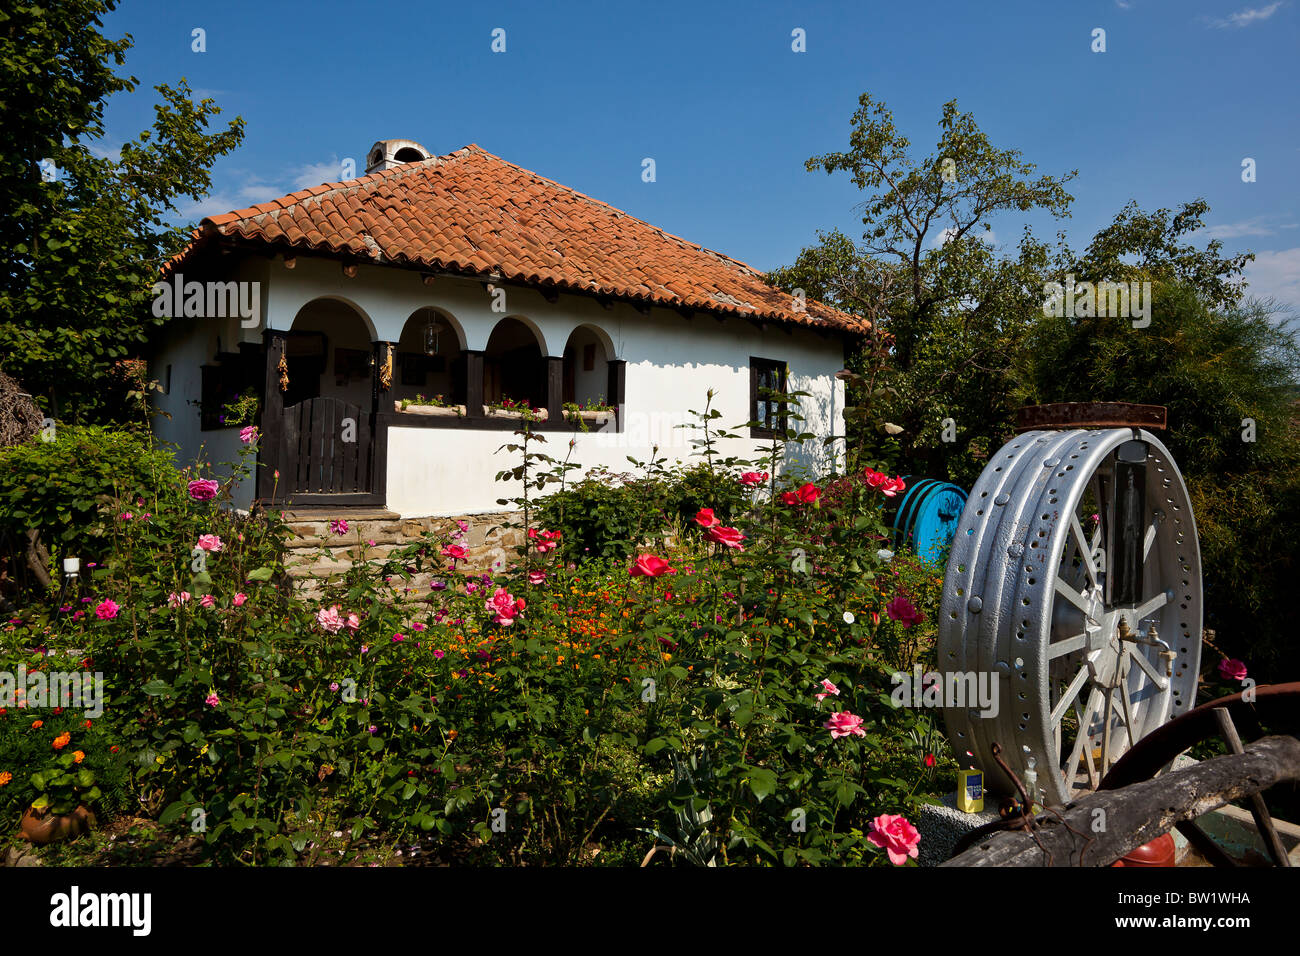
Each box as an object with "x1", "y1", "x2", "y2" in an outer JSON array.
[
  {"x1": 258, "y1": 331, "x2": 387, "y2": 508},
  {"x1": 279, "y1": 397, "x2": 376, "y2": 502}
]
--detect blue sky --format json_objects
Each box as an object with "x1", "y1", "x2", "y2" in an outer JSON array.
[{"x1": 97, "y1": 0, "x2": 1300, "y2": 310}]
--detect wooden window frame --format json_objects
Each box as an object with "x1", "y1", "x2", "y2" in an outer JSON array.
[{"x1": 750, "y1": 356, "x2": 787, "y2": 439}]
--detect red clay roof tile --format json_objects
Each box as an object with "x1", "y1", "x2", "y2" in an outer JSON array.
[{"x1": 172, "y1": 145, "x2": 865, "y2": 334}]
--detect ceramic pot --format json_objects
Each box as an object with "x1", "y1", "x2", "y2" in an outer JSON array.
[{"x1": 19, "y1": 804, "x2": 96, "y2": 845}]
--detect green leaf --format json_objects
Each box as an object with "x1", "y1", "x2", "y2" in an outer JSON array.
[{"x1": 747, "y1": 767, "x2": 778, "y2": 802}]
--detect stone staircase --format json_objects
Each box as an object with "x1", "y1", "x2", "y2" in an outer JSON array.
[{"x1": 281, "y1": 508, "x2": 524, "y2": 598}]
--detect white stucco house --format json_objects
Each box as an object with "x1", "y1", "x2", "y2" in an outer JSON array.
[{"x1": 151, "y1": 139, "x2": 867, "y2": 519}]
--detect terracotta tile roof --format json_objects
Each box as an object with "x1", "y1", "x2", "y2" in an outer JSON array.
[{"x1": 174, "y1": 145, "x2": 866, "y2": 335}]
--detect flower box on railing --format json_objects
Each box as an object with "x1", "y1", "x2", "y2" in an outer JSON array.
[
  {"x1": 394, "y1": 401, "x2": 466, "y2": 417},
  {"x1": 482, "y1": 405, "x2": 549, "y2": 422},
  {"x1": 562, "y1": 408, "x2": 614, "y2": 426}
]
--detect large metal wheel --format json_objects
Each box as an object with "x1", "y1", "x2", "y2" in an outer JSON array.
[{"x1": 938, "y1": 427, "x2": 1203, "y2": 806}]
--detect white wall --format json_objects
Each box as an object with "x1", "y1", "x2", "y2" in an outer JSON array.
[
  {"x1": 154, "y1": 255, "x2": 849, "y2": 514},
  {"x1": 149, "y1": 258, "x2": 267, "y2": 507}
]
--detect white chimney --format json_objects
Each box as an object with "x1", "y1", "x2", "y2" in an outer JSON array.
[{"x1": 365, "y1": 139, "x2": 432, "y2": 174}]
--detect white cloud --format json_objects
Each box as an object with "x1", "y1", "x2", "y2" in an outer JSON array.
[
  {"x1": 1192, "y1": 216, "x2": 1279, "y2": 240},
  {"x1": 1242, "y1": 247, "x2": 1300, "y2": 310},
  {"x1": 172, "y1": 158, "x2": 352, "y2": 223},
  {"x1": 291, "y1": 158, "x2": 348, "y2": 190},
  {"x1": 1115, "y1": 0, "x2": 1133, "y2": 9},
  {"x1": 1204, "y1": 2, "x2": 1285, "y2": 28},
  {"x1": 87, "y1": 142, "x2": 122, "y2": 162},
  {"x1": 932, "y1": 226, "x2": 997, "y2": 248}
]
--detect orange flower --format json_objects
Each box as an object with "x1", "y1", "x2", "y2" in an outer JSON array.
[
  {"x1": 447, "y1": 729, "x2": 458, "y2": 740},
  {"x1": 73, "y1": 751, "x2": 85, "y2": 764},
  {"x1": 31, "y1": 719, "x2": 43, "y2": 729},
  {"x1": 0, "y1": 771, "x2": 11, "y2": 786},
  {"x1": 52, "y1": 732, "x2": 71, "y2": 750}
]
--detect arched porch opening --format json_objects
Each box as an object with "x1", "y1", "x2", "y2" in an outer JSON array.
[
  {"x1": 483, "y1": 317, "x2": 546, "y2": 411},
  {"x1": 395, "y1": 307, "x2": 467, "y2": 407}
]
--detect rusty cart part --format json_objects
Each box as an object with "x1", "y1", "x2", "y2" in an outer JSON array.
[{"x1": 1015, "y1": 402, "x2": 1167, "y2": 433}]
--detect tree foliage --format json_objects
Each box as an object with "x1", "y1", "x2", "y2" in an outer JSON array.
[
  {"x1": 769, "y1": 94, "x2": 1075, "y2": 484},
  {"x1": 0, "y1": 0, "x2": 244, "y2": 422}
]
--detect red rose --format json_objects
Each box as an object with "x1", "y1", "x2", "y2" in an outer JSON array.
[
  {"x1": 704, "y1": 525, "x2": 746, "y2": 551},
  {"x1": 694, "y1": 507, "x2": 719, "y2": 528},
  {"x1": 629, "y1": 554, "x2": 675, "y2": 577}
]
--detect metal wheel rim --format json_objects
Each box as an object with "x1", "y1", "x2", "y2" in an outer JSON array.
[{"x1": 938, "y1": 427, "x2": 1203, "y2": 806}]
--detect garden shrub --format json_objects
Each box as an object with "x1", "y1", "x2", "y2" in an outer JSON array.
[
  {"x1": 532, "y1": 469, "x2": 663, "y2": 564},
  {"x1": 660, "y1": 461, "x2": 750, "y2": 527},
  {"x1": 0, "y1": 425, "x2": 184, "y2": 571}
]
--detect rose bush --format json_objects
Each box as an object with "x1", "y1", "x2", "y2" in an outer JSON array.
[{"x1": 2, "y1": 393, "x2": 954, "y2": 866}]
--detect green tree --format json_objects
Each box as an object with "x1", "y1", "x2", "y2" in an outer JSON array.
[
  {"x1": 768, "y1": 93, "x2": 1075, "y2": 483},
  {"x1": 0, "y1": 0, "x2": 244, "y2": 422},
  {"x1": 1022, "y1": 278, "x2": 1300, "y2": 680}
]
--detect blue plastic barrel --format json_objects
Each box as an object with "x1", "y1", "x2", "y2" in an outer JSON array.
[{"x1": 889, "y1": 476, "x2": 967, "y2": 563}]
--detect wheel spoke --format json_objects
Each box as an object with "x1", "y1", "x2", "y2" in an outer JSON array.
[
  {"x1": 1117, "y1": 681, "x2": 1138, "y2": 748},
  {"x1": 1047, "y1": 632, "x2": 1089, "y2": 661},
  {"x1": 1132, "y1": 592, "x2": 1169, "y2": 621},
  {"x1": 1143, "y1": 516, "x2": 1159, "y2": 563},
  {"x1": 1101, "y1": 688, "x2": 1115, "y2": 776},
  {"x1": 1050, "y1": 664, "x2": 1090, "y2": 726},
  {"x1": 1070, "y1": 514, "x2": 1100, "y2": 589},
  {"x1": 1131, "y1": 649, "x2": 1169, "y2": 691},
  {"x1": 1068, "y1": 688, "x2": 1104, "y2": 791},
  {"x1": 1054, "y1": 577, "x2": 1092, "y2": 616}
]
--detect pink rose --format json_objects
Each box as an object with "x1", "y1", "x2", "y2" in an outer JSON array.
[
  {"x1": 886, "y1": 595, "x2": 924, "y2": 629},
  {"x1": 824, "y1": 711, "x2": 866, "y2": 739},
  {"x1": 167, "y1": 591, "x2": 191, "y2": 608},
  {"x1": 704, "y1": 525, "x2": 747, "y2": 551},
  {"x1": 629, "y1": 554, "x2": 675, "y2": 577},
  {"x1": 694, "y1": 507, "x2": 719, "y2": 528},
  {"x1": 196, "y1": 534, "x2": 223, "y2": 552},
  {"x1": 240, "y1": 426, "x2": 259, "y2": 444},
  {"x1": 864, "y1": 470, "x2": 907, "y2": 497},
  {"x1": 232, "y1": 592, "x2": 248, "y2": 607},
  {"x1": 528, "y1": 570, "x2": 546, "y2": 585},
  {"x1": 205, "y1": 693, "x2": 220, "y2": 708},
  {"x1": 346, "y1": 613, "x2": 361, "y2": 632},
  {"x1": 187, "y1": 479, "x2": 219, "y2": 502},
  {"x1": 485, "y1": 587, "x2": 524, "y2": 625},
  {"x1": 317, "y1": 606, "x2": 345, "y2": 633},
  {"x1": 739, "y1": 471, "x2": 769, "y2": 487},
  {"x1": 1218, "y1": 658, "x2": 1248, "y2": 682},
  {"x1": 815, "y1": 678, "x2": 840, "y2": 702},
  {"x1": 94, "y1": 599, "x2": 120, "y2": 620},
  {"x1": 330, "y1": 519, "x2": 349, "y2": 536},
  {"x1": 199, "y1": 594, "x2": 216, "y2": 608},
  {"x1": 867, "y1": 813, "x2": 921, "y2": 866},
  {"x1": 441, "y1": 544, "x2": 467, "y2": 564}
]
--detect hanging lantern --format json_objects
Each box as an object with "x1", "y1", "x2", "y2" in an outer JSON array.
[{"x1": 424, "y1": 312, "x2": 444, "y2": 356}]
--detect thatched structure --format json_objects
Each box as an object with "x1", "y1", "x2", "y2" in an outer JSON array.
[{"x1": 0, "y1": 370, "x2": 43, "y2": 447}]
